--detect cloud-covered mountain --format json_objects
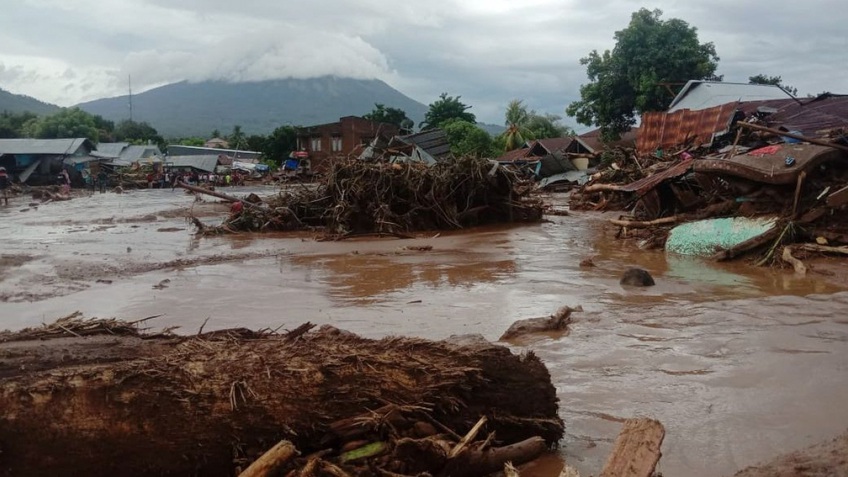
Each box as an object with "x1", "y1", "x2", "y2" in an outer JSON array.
[
  {"x1": 76, "y1": 77, "x2": 429, "y2": 138},
  {"x1": 0, "y1": 87, "x2": 59, "y2": 116}
]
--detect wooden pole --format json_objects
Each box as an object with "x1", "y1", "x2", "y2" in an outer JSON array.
[
  {"x1": 737, "y1": 123, "x2": 848, "y2": 153},
  {"x1": 175, "y1": 181, "x2": 263, "y2": 209}
]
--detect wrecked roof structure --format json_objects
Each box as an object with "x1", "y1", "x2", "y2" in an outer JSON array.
[
  {"x1": 0, "y1": 138, "x2": 95, "y2": 183},
  {"x1": 358, "y1": 128, "x2": 450, "y2": 166},
  {"x1": 391, "y1": 129, "x2": 451, "y2": 159},
  {"x1": 496, "y1": 137, "x2": 586, "y2": 183},
  {"x1": 166, "y1": 155, "x2": 222, "y2": 173},
  {"x1": 637, "y1": 93, "x2": 848, "y2": 155},
  {"x1": 0, "y1": 138, "x2": 92, "y2": 156},
  {"x1": 569, "y1": 83, "x2": 848, "y2": 265},
  {"x1": 93, "y1": 143, "x2": 163, "y2": 166},
  {"x1": 667, "y1": 80, "x2": 796, "y2": 112},
  {"x1": 167, "y1": 145, "x2": 261, "y2": 162}
]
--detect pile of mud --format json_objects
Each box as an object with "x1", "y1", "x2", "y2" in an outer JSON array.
[{"x1": 0, "y1": 317, "x2": 563, "y2": 476}]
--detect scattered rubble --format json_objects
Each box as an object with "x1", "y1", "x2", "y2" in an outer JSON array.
[{"x1": 569, "y1": 93, "x2": 848, "y2": 269}]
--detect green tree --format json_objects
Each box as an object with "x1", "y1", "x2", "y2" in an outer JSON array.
[
  {"x1": 442, "y1": 119, "x2": 494, "y2": 158},
  {"x1": 172, "y1": 137, "x2": 205, "y2": 147},
  {"x1": 228, "y1": 125, "x2": 246, "y2": 149},
  {"x1": 364, "y1": 104, "x2": 413, "y2": 131},
  {"x1": 526, "y1": 113, "x2": 575, "y2": 140},
  {"x1": 0, "y1": 111, "x2": 37, "y2": 138},
  {"x1": 261, "y1": 125, "x2": 298, "y2": 164},
  {"x1": 114, "y1": 120, "x2": 163, "y2": 146},
  {"x1": 245, "y1": 134, "x2": 267, "y2": 153},
  {"x1": 567, "y1": 8, "x2": 720, "y2": 141},
  {"x1": 23, "y1": 107, "x2": 101, "y2": 142},
  {"x1": 749, "y1": 74, "x2": 798, "y2": 96},
  {"x1": 422, "y1": 93, "x2": 476, "y2": 130},
  {"x1": 211, "y1": 129, "x2": 221, "y2": 139},
  {"x1": 503, "y1": 100, "x2": 534, "y2": 151}
]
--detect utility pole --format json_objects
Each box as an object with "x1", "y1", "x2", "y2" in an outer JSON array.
[{"x1": 128, "y1": 75, "x2": 133, "y2": 122}]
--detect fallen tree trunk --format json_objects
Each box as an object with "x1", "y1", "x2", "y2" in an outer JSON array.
[{"x1": 0, "y1": 322, "x2": 563, "y2": 477}]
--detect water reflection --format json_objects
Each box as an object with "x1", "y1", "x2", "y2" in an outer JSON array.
[{"x1": 290, "y1": 252, "x2": 517, "y2": 304}]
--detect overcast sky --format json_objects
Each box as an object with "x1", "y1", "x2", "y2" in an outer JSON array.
[{"x1": 1, "y1": 0, "x2": 846, "y2": 126}]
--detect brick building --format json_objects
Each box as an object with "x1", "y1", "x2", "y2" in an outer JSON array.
[{"x1": 295, "y1": 116, "x2": 399, "y2": 172}]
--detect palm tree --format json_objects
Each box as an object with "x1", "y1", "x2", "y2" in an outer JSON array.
[{"x1": 503, "y1": 100, "x2": 534, "y2": 151}]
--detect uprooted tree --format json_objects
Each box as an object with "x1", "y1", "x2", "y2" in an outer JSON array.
[{"x1": 566, "y1": 8, "x2": 720, "y2": 141}]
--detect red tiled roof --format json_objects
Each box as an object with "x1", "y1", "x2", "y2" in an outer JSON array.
[
  {"x1": 496, "y1": 147, "x2": 533, "y2": 162},
  {"x1": 535, "y1": 137, "x2": 573, "y2": 153}
]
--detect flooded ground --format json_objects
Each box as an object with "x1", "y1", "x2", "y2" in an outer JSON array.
[{"x1": 2, "y1": 186, "x2": 847, "y2": 476}]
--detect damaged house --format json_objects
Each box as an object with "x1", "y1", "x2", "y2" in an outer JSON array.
[{"x1": 0, "y1": 138, "x2": 95, "y2": 185}]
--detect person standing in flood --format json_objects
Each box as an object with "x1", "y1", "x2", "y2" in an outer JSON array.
[
  {"x1": 97, "y1": 169, "x2": 108, "y2": 193},
  {"x1": 60, "y1": 168, "x2": 71, "y2": 195},
  {"x1": 0, "y1": 167, "x2": 10, "y2": 205}
]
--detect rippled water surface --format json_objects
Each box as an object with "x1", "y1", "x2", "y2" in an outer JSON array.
[{"x1": 2, "y1": 187, "x2": 847, "y2": 476}]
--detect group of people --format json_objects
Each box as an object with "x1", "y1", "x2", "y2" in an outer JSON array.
[{"x1": 153, "y1": 170, "x2": 244, "y2": 188}]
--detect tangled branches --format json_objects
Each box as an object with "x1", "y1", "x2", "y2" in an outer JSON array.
[{"x1": 203, "y1": 157, "x2": 544, "y2": 237}]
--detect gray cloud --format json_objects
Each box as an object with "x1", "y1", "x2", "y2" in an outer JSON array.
[{"x1": 2, "y1": 0, "x2": 847, "y2": 124}]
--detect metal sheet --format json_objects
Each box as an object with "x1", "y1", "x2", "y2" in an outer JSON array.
[{"x1": 618, "y1": 158, "x2": 694, "y2": 195}]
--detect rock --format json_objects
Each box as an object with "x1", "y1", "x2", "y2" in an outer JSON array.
[
  {"x1": 579, "y1": 257, "x2": 596, "y2": 268},
  {"x1": 620, "y1": 268, "x2": 655, "y2": 287},
  {"x1": 499, "y1": 305, "x2": 581, "y2": 341}
]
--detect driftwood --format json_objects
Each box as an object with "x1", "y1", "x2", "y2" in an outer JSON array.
[
  {"x1": 609, "y1": 216, "x2": 678, "y2": 229},
  {"x1": 499, "y1": 306, "x2": 579, "y2": 341},
  {"x1": 781, "y1": 246, "x2": 808, "y2": 275},
  {"x1": 238, "y1": 440, "x2": 298, "y2": 477},
  {"x1": 738, "y1": 122, "x2": 848, "y2": 154},
  {"x1": 0, "y1": 320, "x2": 563, "y2": 476},
  {"x1": 712, "y1": 226, "x2": 782, "y2": 262},
  {"x1": 599, "y1": 418, "x2": 665, "y2": 477}
]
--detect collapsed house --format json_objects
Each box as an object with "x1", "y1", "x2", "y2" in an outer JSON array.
[
  {"x1": 570, "y1": 86, "x2": 848, "y2": 265},
  {"x1": 359, "y1": 128, "x2": 451, "y2": 165}
]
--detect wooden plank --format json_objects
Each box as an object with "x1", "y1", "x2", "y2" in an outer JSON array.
[
  {"x1": 826, "y1": 185, "x2": 848, "y2": 207},
  {"x1": 600, "y1": 418, "x2": 665, "y2": 477}
]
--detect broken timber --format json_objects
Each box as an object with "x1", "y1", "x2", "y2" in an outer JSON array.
[{"x1": 599, "y1": 418, "x2": 665, "y2": 477}]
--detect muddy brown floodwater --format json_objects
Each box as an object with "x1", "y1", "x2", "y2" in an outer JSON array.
[{"x1": 2, "y1": 187, "x2": 848, "y2": 476}]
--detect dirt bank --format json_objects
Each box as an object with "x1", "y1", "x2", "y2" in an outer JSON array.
[{"x1": 732, "y1": 429, "x2": 848, "y2": 477}]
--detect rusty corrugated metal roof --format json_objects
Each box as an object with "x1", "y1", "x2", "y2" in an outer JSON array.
[
  {"x1": 619, "y1": 157, "x2": 694, "y2": 195},
  {"x1": 637, "y1": 103, "x2": 738, "y2": 154},
  {"x1": 764, "y1": 94, "x2": 848, "y2": 137}
]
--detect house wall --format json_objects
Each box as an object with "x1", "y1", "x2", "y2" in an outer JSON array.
[{"x1": 296, "y1": 116, "x2": 399, "y2": 172}]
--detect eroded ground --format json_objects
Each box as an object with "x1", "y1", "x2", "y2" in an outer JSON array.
[{"x1": 1, "y1": 187, "x2": 847, "y2": 476}]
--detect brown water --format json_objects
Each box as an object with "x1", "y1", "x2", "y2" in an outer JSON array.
[{"x1": 2, "y1": 187, "x2": 847, "y2": 476}]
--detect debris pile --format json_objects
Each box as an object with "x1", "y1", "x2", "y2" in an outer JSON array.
[
  {"x1": 569, "y1": 93, "x2": 848, "y2": 269},
  {"x1": 0, "y1": 317, "x2": 563, "y2": 477},
  {"x1": 189, "y1": 156, "x2": 543, "y2": 237}
]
